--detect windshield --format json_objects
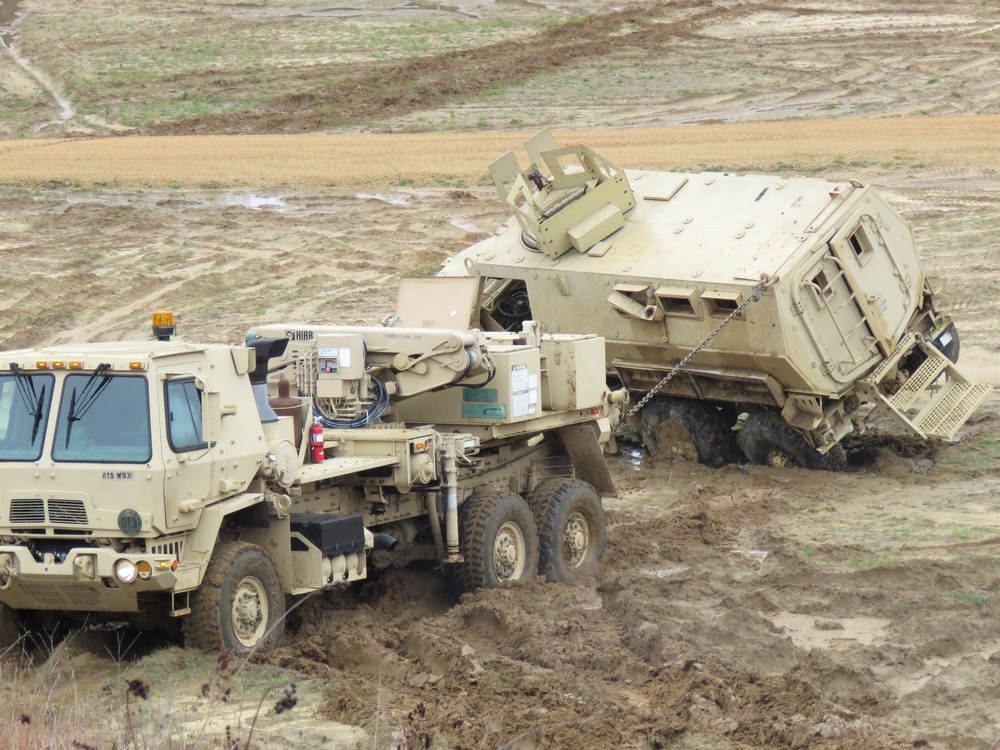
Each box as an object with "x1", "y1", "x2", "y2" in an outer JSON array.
[
  {"x1": 0, "y1": 372, "x2": 54, "y2": 461},
  {"x1": 53, "y1": 374, "x2": 152, "y2": 463}
]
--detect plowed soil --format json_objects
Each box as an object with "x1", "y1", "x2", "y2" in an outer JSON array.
[{"x1": 3, "y1": 1, "x2": 1000, "y2": 749}]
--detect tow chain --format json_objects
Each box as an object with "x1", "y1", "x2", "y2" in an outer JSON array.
[{"x1": 617, "y1": 273, "x2": 779, "y2": 429}]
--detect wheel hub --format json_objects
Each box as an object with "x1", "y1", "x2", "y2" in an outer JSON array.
[
  {"x1": 764, "y1": 447, "x2": 792, "y2": 468},
  {"x1": 493, "y1": 521, "x2": 525, "y2": 581},
  {"x1": 562, "y1": 511, "x2": 592, "y2": 569},
  {"x1": 231, "y1": 576, "x2": 268, "y2": 647}
]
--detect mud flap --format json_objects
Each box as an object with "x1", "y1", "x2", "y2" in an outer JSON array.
[
  {"x1": 555, "y1": 422, "x2": 617, "y2": 497},
  {"x1": 858, "y1": 332, "x2": 992, "y2": 439}
]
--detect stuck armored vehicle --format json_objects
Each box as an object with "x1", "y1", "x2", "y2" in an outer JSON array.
[
  {"x1": 441, "y1": 130, "x2": 991, "y2": 468},
  {"x1": 0, "y1": 288, "x2": 617, "y2": 653}
]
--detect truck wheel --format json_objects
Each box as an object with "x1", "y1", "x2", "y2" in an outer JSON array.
[
  {"x1": 527, "y1": 478, "x2": 605, "y2": 583},
  {"x1": 183, "y1": 542, "x2": 284, "y2": 655},
  {"x1": 639, "y1": 397, "x2": 736, "y2": 467},
  {"x1": 738, "y1": 411, "x2": 846, "y2": 471},
  {"x1": 0, "y1": 602, "x2": 20, "y2": 649},
  {"x1": 935, "y1": 322, "x2": 960, "y2": 363},
  {"x1": 458, "y1": 492, "x2": 539, "y2": 592}
]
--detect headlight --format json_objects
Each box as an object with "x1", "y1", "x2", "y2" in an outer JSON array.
[
  {"x1": 136, "y1": 561, "x2": 152, "y2": 581},
  {"x1": 113, "y1": 559, "x2": 138, "y2": 584}
]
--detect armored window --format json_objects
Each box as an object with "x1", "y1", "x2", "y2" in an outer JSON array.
[
  {"x1": 0, "y1": 373, "x2": 54, "y2": 462},
  {"x1": 654, "y1": 287, "x2": 701, "y2": 318},
  {"x1": 811, "y1": 269, "x2": 835, "y2": 301},
  {"x1": 702, "y1": 291, "x2": 745, "y2": 320},
  {"x1": 53, "y1": 375, "x2": 151, "y2": 463},
  {"x1": 165, "y1": 378, "x2": 207, "y2": 453},
  {"x1": 848, "y1": 225, "x2": 875, "y2": 266}
]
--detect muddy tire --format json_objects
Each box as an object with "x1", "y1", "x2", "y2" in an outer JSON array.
[
  {"x1": 527, "y1": 479, "x2": 605, "y2": 583},
  {"x1": 934, "y1": 322, "x2": 960, "y2": 363},
  {"x1": 457, "y1": 492, "x2": 539, "y2": 592},
  {"x1": 639, "y1": 397, "x2": 737, "y2": 467},
  {"x1": 738, "y1": 411, "x2": 846, "y2": 471},
  {"x1": 183, "y1": 542, "x2": 284, "y2": 655},
  {"x1": 0, "y1": 603, "x2": 19, "y2": 650}
]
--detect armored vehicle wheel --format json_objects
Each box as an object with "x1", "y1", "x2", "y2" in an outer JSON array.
[
  {"x1": 183, "y1": 542, "x2": 284, "y2": 655},
  {"x1": 935, "y1": 322, "x2": 961, "y2": 363},
  {"x1": 527, "y1": 478, "x2": 605, "y2": 583},
  {"x1": 458, "y1": 491, "x2": 539, "y2": 592},
  {"x1": 0, "y1": 602, "x2": 20, "y2": 649},
  {"x1": 640, "y1": 397, "x2": 737, "y2": 467},
  {"x1": 738, "y1": 412, "x2": 846, "y2": 471},
  {"x1": 904, "y1": 322, "x2": 961, "y2": 376}
]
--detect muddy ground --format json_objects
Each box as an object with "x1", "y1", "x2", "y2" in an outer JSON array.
[{"x1": 3, "y1": 1, "x2": 1000, "y2": 749}]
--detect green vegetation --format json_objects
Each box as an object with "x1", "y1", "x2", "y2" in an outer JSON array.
[
  {"x1": 946, "y1": 589, "x2": 990, "y2": 607},
  {"x1": 847, "y1": 553, "x2": 898, "y2": 570}
]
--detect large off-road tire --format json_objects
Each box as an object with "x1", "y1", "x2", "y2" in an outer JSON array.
[
  {"x1": 904, "y1": 322, "x2": 962, "y2": 376},
  {"x1": 639, "y1": 397, "x2": 737, "y2": 467},
  {"x1": 527, "y1": 478, "x2": 606, "y2": 583},
  {"x1": 934, "y1": 322, "x2": 960, "y2": 363},
  {"x1": 738, "y1": 411, "x2": 846, "y2": 471},
  {"x1": 183, "y1": 542, "x2": 284, "y2": 655},
  {"x1": 457, "y1": 491, "x2": 539, "y2": 592},
  {"x1": 0, "y1": 602, "x2": 20, "y2": 650}
]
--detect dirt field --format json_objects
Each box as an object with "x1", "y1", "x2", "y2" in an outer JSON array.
[{"x1": 4, "y1": 1, "x2": 1000, "y2": 748}]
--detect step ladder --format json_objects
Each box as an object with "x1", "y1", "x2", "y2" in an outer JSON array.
[{"x1": 859, "y1": 332, "x2": 992, "y2": 439}]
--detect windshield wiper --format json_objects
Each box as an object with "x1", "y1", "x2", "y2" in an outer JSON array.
[
  {"x1": 64, "y1": 363, "x2": 112, "y2": 448},
  {"x1": 10, "y1": 363, "x2": 46, "y2": 445}
]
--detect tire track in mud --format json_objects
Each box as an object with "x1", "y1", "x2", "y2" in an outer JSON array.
[{"x1": 144, "y1": 2, "x2": 752, "y2": 136}]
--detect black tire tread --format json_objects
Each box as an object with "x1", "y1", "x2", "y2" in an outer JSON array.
[
  {"x1": 738, "y1": 411, "x2": 846, "y2": 471},
  {"x1": 639, "y1": 397, "x2": 737, "y2": 468},
  {"x1": 457, "y1": 491, "x2": 538, "y2": 593},
  {"x1": 183, "y1": 541, "x2": 283, "y2": 653},
  {"x1": 527, "y1": 478, "x2": 606, "y2": 583}
]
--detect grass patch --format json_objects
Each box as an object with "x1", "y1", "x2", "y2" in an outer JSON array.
[
  {"x1": 946, "y1": 589, "x2": 990, "y2": 607},
  {"x1": 847, "y1": 553, "x2": 898, "y2": 570}
]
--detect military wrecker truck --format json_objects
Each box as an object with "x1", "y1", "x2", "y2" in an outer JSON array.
[
  {"x1": 441, "y1": 130, "x2": 992, "y2": 469},
  {"x1": 0, "y1": 282, "x2": 617, "y2": 653}
]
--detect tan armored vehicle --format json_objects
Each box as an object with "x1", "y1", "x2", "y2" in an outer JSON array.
[
  {"x1": 441, "y1": 130, "x2": 991, "y2": 469},
  {"x1": 0, "y1": 287, "x2": 617, "y2": 653}
]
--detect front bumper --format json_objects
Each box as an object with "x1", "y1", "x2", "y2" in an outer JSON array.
[{"x1": 0, "y1": 546, "x2": 178, "y2": 612}]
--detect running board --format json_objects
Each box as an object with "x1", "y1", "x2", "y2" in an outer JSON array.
[{"x1": 858, "y1": 333, "x2": 992, "y2": 439}]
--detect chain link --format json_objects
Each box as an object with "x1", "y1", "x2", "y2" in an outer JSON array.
[{"x1": 617, "y1": 273, "x2": 778, "y2": 429}]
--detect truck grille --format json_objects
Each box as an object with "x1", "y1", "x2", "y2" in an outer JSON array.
[
  {"x1": 10, "y1": 499, "x2": 45, "y2": 524},
  {"x1": 48, "y1": 500, "x2": 89, "y2": 525},
  {"x1": 9, "y1": 499, "x2": 89, "y2": 526}
]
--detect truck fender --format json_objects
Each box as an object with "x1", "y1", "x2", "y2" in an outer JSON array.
[{"x1": 178, "y1": 493, "x2": 268, "y2": 590}]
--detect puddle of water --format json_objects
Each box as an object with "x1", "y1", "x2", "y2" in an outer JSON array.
[
  {"x1": 62, "y1": 190, "x2": 298, "y2": 213},
  {"x1": 213, "y1": 193, "x2": 291, "y2": 211},
  {"x1": 732, "y1": 548, "x2": 769, "y2": 565},
  {"x1": 769, "y1": 612, "x2": 891, "y2": 651},
  {"x1": 608, "y1": 445, "x2": 646, "y2": 472},
  {"x1": 641, "y1": 565, "x2": 689, "y2": 579},
  {"x1": 355, "y1": 192, "x2": 411, "y2": 206},
  {"x1": 393, "y1": 1, "x2": 480, "y2": 19},
  {"x1": 449, "y1": 218, "x2": 480, "y2": 232},
  {"x1": 290, "y1": 7, "x2": 365, "y2": 19}
]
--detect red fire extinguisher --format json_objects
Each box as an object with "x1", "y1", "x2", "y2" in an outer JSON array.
[{"x1": 310, "y1": 419, "x2": 325, "y2": 463}]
